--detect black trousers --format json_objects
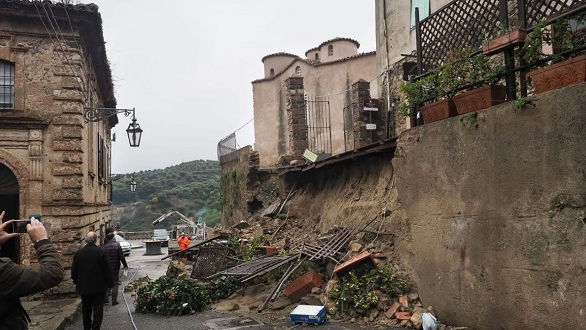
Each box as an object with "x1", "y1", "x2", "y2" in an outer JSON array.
[{"x1": 81, "y1": 291, "x2": 106, "y2": 330}]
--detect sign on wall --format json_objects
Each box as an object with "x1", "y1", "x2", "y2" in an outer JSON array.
[{"x1": 363, "y1": 99, "x2": 379, "y2": 112}]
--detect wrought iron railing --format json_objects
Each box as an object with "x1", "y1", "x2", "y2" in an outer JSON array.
[{"x1": 409, "y1": 0, "x2": 586, "y2": 126}]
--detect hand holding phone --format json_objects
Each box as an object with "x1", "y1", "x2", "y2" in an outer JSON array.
[
  {"x1": 27, "y1": 217, "x2": 48, "y2": 243},
  {"x1": 0, "y1": 211, "x2": 18, "y2": 246}
]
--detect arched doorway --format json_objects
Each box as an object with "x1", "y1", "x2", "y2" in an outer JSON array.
[{"x1": 0, "y1": 163, "x2": 20, "y2": 263}]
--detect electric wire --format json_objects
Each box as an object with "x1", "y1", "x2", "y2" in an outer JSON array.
[
  {"x1": 40, "y1": 1, "x2": 88, "y2": 96},
  {"x1": 32, "y1": 1, "x2": 87, "y2": 98},
  {"x1": 122, "y1": 264, "x2": 140, "y2": 330}
]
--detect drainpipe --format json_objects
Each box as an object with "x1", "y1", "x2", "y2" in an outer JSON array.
[{"x1": 382, "y1": 0, "x2": 393, "y2": 138}]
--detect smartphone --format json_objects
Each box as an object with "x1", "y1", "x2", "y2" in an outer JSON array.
[{"x1": 11, "y1": 219, "x2": 31, "y2": 233}]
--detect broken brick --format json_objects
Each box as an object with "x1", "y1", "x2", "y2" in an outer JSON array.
[
  {"x1": 385, "y1": 301, "x2": 401, "y2": 319},
  {"x1": 399, "y1": 295, "x2": 409, "y2": 307},
  {"x1": 395, "y1": 312, "x2": 412, "y2": 320},
  {"x1": 283, "y1": 270, "x2": 323, "y2": 302},
  {"x1": 333, "y1": 251, "x2": 374, "y2": 275},
  {"x1": 256, "y1": 245, "x2": 278, "y2": 256}
]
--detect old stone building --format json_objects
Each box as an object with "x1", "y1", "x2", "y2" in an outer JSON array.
[
  {"x1": 252, "y1": 38, "x2": 381, "y2": 168},
  {"x1": 0, "y1": 0, "x2": 116, "y2": 282}
]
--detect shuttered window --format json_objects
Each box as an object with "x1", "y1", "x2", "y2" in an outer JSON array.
[
  {"x1": 411, "y1": 0, "x2": 430, "y2": 27},
  {"x1": 0, "y1": 61, "x2": 15, "y2": 110}
]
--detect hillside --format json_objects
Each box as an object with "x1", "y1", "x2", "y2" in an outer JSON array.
[{"x1": 112, "y1": 160, "x2": 221, "y2": 231}]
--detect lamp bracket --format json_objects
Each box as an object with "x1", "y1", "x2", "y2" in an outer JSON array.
[{"x1": 83, "y1": 107, "x2": 135, "y2": 123}]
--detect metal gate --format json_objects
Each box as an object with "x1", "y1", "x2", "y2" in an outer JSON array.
[
  {"x1": 305, "y1": 96, "x2": 332, "y2": 154},
  {"x1": 343, "y1": 102, "x2": 356, "y2": 151}
]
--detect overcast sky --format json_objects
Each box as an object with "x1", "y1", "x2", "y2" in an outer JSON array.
[{"x1": 86, "y1": 0, "x2": 376, "y2": 173}]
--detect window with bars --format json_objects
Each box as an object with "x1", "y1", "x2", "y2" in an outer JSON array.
[
  {"x1": 98, "y1": 134, "x2": 105, "y2": 183},
  {"x1": 0, "y1": 61, "x2": 15, "y2": 110},
  {"x1": 411, "y1": 0, "x2": 430, "y2": 27}
]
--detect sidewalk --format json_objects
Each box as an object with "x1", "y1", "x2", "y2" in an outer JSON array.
[{"x1": 22, "y1": 298, "x2": 81, "y2": 330}]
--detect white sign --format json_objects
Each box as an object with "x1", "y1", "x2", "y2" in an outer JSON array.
[
  {"x1": 363, "y1": 107, "x2": 379, "y2": 112},
  {"x1": 366, "y1": 123, "x2": 377, "y2": 130}
]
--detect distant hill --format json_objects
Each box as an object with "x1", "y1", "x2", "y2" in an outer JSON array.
[{"x1": 112, "y1": 160, "x2": 221, "y2": 231}]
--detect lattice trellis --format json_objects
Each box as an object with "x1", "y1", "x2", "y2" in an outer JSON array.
[
  {"x1": 419, "y1": 0, "x2": 502, "y2": 71},
  {"x1": 191, "y1": 247, "x2": 238, "y2": 279},
  {"x1": 526, "y1": 0, "x2": 583, "y2": 26}
]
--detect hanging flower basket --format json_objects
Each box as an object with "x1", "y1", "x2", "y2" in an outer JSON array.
[
  {"x1": 527, "y1": 55, "x2": 586, "y2": 94},
  {"x1": 453, "y1": 85, "x2": 507, "y2": 115},
  {"x1": 422, "y1": 100, "x2": 457, "y2": 124},
  {"x1": 483, "y1": 30, "x2": 526, "y2": 56}
]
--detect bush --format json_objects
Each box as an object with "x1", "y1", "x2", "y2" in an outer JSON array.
[
  {"x1": 329, "y1": 266, "x2": 408, "y2": 314},
  {"x1": 135, "y1": 275, "x2": 241, "y2": 316}
]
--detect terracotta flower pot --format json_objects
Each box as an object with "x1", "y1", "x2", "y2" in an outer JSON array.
[
  {"x1": 527, "y1": 55, "x2": 586, "y2": 94},
  {"x1": 483, "y1": 30, "x2": 526, "y2": 56},
  {"x1": 453, "y1": 85, "x2": 507, "y2": 115},
  {"x1": 422, "y1": 99, "x2": 456, "y2": 124}
]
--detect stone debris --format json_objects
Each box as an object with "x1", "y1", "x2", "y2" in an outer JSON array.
[
  {"x1": 166, "y1": 260, "x2": 193, "y2": 279},
  {"x1": 124, "y1": 275, "x2": 151, "y2": 292}
]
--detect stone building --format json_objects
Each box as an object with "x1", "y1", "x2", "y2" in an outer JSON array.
[
  {"x1": 0, "y1": 0, "x2": 116, "y2": 281},
  {"x1": 252, "y1": 38, "x2": 380, "y2": 168}
]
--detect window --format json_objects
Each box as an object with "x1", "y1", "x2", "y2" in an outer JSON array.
[
  {"x1": 315, "y1": 53, "x2": 320, "y2": 61},
  {"x1": 328, "y1": 45, "x2": 334, "y2": 56},
  {"x1": 0, "y1": 61, "x2": 15, "y2": 110},
  {"x1": 270, "y1": 68, "x2": 275, "y2": 77},
  {"x1": 98, "y1": 134, "x2": 106, "y2": 183},
  {"x1": 295, "y1": 66, "x2": 302, "y2": 76},
  {"x1": 411, "y1": 0, "x2": 430, "y2": 28}
]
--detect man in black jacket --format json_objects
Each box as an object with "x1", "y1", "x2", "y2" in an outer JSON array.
[
  {"x1": 71, "y1": 232, "x2": 114, "y2": 330},
  {"x1": 0, "y1": 212, "x2": 64, "y2": 330},
  {"x1": 101, "y1": 231, "x2": 128, "y2": 305}
]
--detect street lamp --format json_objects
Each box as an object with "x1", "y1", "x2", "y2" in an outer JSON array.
[
  {"x1": 83, "y1": 107, "x2": 143, "y2": 147},
  {"x1": 126, "y1": 116, "x2": 143, "y2": 147},
  {"x1": 130, "y1": 176, "x2": 137, "y2": 192}
]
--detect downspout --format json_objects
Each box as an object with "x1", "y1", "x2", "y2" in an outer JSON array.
[{"x1": 382, "y1": 0, "x2": 393, "y2": 138}]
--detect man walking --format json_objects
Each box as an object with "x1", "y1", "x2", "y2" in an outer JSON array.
[
  {"x1": 0, "y1": 212, "x2": 64, "y2": 330},
  {"x1": 71, "y1": 232, "x2": 113, "y2": 330},
  {"x1": 101, "y1": 231, "x2": 128, "y2": 305}
]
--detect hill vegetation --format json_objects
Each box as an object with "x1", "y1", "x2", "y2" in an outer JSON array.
[{"x1": 112, "y1": 160, "x2": 221, "y2": 231}]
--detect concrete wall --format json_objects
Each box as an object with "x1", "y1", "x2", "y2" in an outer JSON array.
[
  {"x1": 392, "y1": 83, "x2": 586, "y2": 329},
  {"x1": 263, "y1": 55, "x2": 298, "y2": 79},
  {"x1": 253, "y1": 52, "x2": 377, "y2": 168}
]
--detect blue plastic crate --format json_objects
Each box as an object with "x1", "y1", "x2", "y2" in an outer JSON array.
[{"x1": 290, "y1": 305, "x2": 327, "y2": 325}]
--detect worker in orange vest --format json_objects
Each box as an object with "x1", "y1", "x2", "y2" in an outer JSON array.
[{"x1": 177, "y1": 233, "x2": 190, "y2": 251}]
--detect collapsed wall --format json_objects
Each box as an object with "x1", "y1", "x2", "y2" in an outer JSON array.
[{"x1": 221, "y1": 83, "x2": 585, "y2": 328}]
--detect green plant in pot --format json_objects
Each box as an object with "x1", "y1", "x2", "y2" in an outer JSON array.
[
  {"x1": 520, "y1": 16, "x2": 586, "y2": 94},
  {"x1": 452, "y1": 50, "x2": 507, "y2": 115}
]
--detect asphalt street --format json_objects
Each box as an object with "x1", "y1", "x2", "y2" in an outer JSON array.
[{"x1": 64, "y1": 241, "x2": 391, "y2": 330}]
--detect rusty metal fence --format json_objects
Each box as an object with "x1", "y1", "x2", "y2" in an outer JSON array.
[
  {"x1": 305, "y1": 96, "x2": 332, "y2": 154},
  {"x1": 191, "y1": 246, "x2": 239, "y2": 279}
]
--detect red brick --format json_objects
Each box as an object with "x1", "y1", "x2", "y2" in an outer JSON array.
[
  {"x1": 395, "y1": 312, "x2": 412, "y2": 320},
  {"x1": 256, "y1": 246, "x2": 278, "y2": 256},
  {"x1": 333, "y1": 251, "x2": 374, "y2": 274},
  {"x1": 283, "y1": 270, "x2": 323, "y2": 302},
  {"x1": 399, "y1": 295, "x2": 409, "y2": 308},
  {"x1": 385, "y1": 302, "x2": 401, "y2": 319}
]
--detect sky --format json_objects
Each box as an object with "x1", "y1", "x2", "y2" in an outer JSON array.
[{"x1": 85, "y1": 0, "x2": 376, "y2": 173}]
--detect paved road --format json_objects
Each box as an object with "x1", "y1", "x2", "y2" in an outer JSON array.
[{"x1": 65, "y1": 241, "x2": 390, "y2": 330}]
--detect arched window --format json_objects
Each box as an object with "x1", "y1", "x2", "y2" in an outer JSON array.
[
  {"x1": 315, "y1": 53, "x2": 320, "y2": 61},
  {"x1": 0, "y1": 61, "x2": 15, "y2": 110},
  {"x1": 328, "y1": 44, "x2": 334, "y2": 56},
  {"x1": 269, "y1": 68, "x2": 275, "y2": 77},
  {"x1": 295, "y1": 66, "x2": 302, "y2": 76}
]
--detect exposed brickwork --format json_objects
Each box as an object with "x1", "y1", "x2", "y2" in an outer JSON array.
[
  {"x1": 285, "y1": 77, "x2": 308, "y2": 158},
  {"x1": 351, "y1": 80, "x2": 385, "y2": 147}
]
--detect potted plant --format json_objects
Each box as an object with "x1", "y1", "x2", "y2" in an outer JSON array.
[
  {"x1": 400, "y1": 69, "x2": 457, "y2": 124},
  {"x1": 521, "y1": 17, "x2": 586, "y2": 94},
  {"x1": 452, "y1": 53, "x2": 507, "y2": 115},
  {"x1": 483, "y1": 26, "x2": 526, "y2": 56}
]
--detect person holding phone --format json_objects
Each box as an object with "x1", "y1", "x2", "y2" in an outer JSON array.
[{"x1": 0, "y1": 211, "x2": 64, "y2": 330}]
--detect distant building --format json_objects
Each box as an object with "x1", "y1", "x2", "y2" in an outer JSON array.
[
  {"x1": 0, "y1": 0, "x2": 116, "y2": 289},
  {"x1": 252, "y1": 38, "x2": 379, "y2": 168}
]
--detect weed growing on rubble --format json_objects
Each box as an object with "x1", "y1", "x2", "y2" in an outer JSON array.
[
  {"x1": 227, "y1": 234, "x2": 270, "y2": 260},
  {"x1": 329, "y1": 265, "x2": 408, "y2": 314}
]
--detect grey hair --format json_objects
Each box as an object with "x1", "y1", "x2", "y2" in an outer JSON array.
[{"x1": 86, "y1": 231, "x2": 97, "y2": 243}]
